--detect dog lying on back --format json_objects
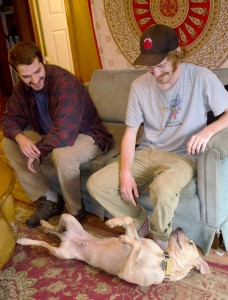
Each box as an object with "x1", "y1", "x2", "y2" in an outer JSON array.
[{"x1": 17, "y1": 214, "x2": 211, "y2": 287}]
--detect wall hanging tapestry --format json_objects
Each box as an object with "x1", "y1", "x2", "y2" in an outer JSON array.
[{"x1": 104, "y1": 0, "x2": 228, "y2": 69}]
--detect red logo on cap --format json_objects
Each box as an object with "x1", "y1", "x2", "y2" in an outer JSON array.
[{"x1": 144, "y1": 38, "x2": 152, "y2": 49}]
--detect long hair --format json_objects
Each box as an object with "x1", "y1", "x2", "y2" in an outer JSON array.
[
  {"x1": 9, "y1": 42, "x2": 43, "y2": 71},
  {"x1": 167, "y1": 47, "x2": 187, "y2": 63}
]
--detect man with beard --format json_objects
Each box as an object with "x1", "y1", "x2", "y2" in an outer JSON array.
[
  {"x1": 87, "y1": 24, "x2": 228, "y2": 249},
  {"x1": 1, "y1": 42, "x2": 113, "y2": 227}
]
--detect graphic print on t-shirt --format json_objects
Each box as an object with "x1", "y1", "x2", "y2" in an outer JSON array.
[{"x1": 166, "y1": 94, "x2": 182, "y2": 127}]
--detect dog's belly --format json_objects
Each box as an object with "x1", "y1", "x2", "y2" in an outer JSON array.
[{"x1": 72, "y1": 237, "x2": 131, "y2": 275}]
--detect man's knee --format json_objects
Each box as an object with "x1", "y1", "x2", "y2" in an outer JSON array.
[
  {"x1": 52, "y1": 148, "x2": 65, "y2": 164},
  {"x1": 51, "y1": 148, "x2": 80, "y2": 175},
  {"x1": 87, "y1": 161, "x2": 120, "y2": 199},
  {"x1": 149, "y1": 180, "x2": 180, "y2": 213},
  {"x1": 150, "y1": 174, "x2": 181, "y2": 196},
  {"x1": 150, "y1": 181, "x2": 169, "y2": 197},
  {"x1": 86, "y1": 172, "x2": 101, "y2": 197}
]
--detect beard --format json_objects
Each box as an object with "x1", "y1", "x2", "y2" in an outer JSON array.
[
  {"x1": 29, "y1": 77, "x2": 45, "y2": 91},
  {"x1": 156, "y1": 61, "x2": 178, "y2": 84}
]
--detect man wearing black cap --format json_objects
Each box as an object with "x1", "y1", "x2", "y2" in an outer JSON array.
[{"x1": 87, "y1": 24, "x2": 228, "y2": 249}]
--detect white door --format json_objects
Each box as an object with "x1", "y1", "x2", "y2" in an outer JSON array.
[{"x1": 32, "y1": 0, "x2": 74, "y2": 73}]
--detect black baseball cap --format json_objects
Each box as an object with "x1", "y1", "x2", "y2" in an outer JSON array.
[{"x1": 134, "y1": 24, "x2": 179, "y2": 66}]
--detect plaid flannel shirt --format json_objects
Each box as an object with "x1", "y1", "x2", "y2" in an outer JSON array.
[{"x1": 1, "y1": 64, "x2": 113, "y2": 156}]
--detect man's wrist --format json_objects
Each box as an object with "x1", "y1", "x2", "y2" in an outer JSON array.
[{"x1": 15, "y1": 133, "x2": 24, "y2": 143}]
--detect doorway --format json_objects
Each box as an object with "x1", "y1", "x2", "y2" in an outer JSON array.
[{"x1": 0, "y1": 0, "x2": 35, "y2": 97}]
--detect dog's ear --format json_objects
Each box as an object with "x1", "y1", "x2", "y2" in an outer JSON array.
[{"x1": 194, "y1": 256, "x2": 211, "y2": 275}]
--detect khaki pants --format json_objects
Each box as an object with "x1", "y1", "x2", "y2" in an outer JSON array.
[
  {"x1": 87, "y1": 148, "x2": 196, "y2": 241},
  {"x1": 2, "y1": 130, "x2": 102, "y2": 215}
]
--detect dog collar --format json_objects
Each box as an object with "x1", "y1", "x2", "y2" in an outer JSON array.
[{"x1": 161, "y1": 251, "x2": 171, "y2": 280}]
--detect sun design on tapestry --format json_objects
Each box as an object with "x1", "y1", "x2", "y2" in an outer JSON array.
[{"x1": 104, "y1": 0, "x2": 228, "y2": 68}]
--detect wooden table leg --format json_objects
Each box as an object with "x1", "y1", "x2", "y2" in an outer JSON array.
[{"x1": 1, "y1": 193, "x2": 18, "y2": 234}]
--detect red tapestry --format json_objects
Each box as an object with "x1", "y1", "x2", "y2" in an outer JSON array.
[{"x1": 104, "y1": 0, "x2": 228, "y2": 68}]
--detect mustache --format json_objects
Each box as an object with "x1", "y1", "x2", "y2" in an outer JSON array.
[
  {"x1": 156, "y1": 72, "x2": 171, "y2": 80},
  {"x1": 155, "y1": 64, "x2": 178, "y2": 80}
]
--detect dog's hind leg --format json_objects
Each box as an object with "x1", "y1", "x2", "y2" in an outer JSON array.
[
  {"x1": 106, "y1": 216, "x2": 139, "y2": 239},
  {"x1": 17, "y1": 238, "x2": 74, "y2": 259},
  {"x1": 42, "y1": 213, "x2": 93, "y2": 240},
  {"x1": 40, "y1": 213, "x2": 69, "y2": 232},
  {"x1": 41, "y1": 213, "x2": 83, "y2": 233}
]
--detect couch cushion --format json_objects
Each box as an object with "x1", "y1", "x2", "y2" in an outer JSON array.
[
  {"x1": 89, "y1": 69, "x2": 146, "y2": 123},
  {"x1": 212, "y1": 68, "x2": 228, "y2": 85}
]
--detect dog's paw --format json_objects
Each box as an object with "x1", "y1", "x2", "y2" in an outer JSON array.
[
  {"x1": 106, "y1": 216, "x2": 133, "y2": 228},
  {"x1": 17, "y1": 238, "x2": 31, "y2": 245},
  {"x1": 105, "y1": 219, "x2": 115, "y2": 228},
  {"x1": 119, "y1": 235, "x2": 128, "y2": 244}
]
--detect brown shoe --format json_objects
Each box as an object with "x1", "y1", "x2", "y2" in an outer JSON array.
[{"x1": 25, "y1": 195, "x2": 65, "y2": 227}]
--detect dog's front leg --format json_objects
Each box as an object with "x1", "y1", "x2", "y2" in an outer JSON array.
[
  {"x1": 117, "y1": 235, "x2": 143, "y2": 285},
  {"x1": 106, "y1": 216, "x2": 139, "y2": 239}
]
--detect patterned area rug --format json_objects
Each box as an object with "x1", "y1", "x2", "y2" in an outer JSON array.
[{"x1": 1, "y1": 199, "x2": 228, "y2": 300}]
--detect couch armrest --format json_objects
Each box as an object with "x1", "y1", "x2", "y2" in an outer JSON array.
[
  {"x1": 198, "y1": 128, "x2": 228, "y2": 224},
  {"x1": 206, "y1": 128, "x2": 228, "y2": 159}
]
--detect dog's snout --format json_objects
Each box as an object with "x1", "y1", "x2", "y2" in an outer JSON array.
[{"x1": 176, "y1": 227, "x2": 183, "y2": 233}]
